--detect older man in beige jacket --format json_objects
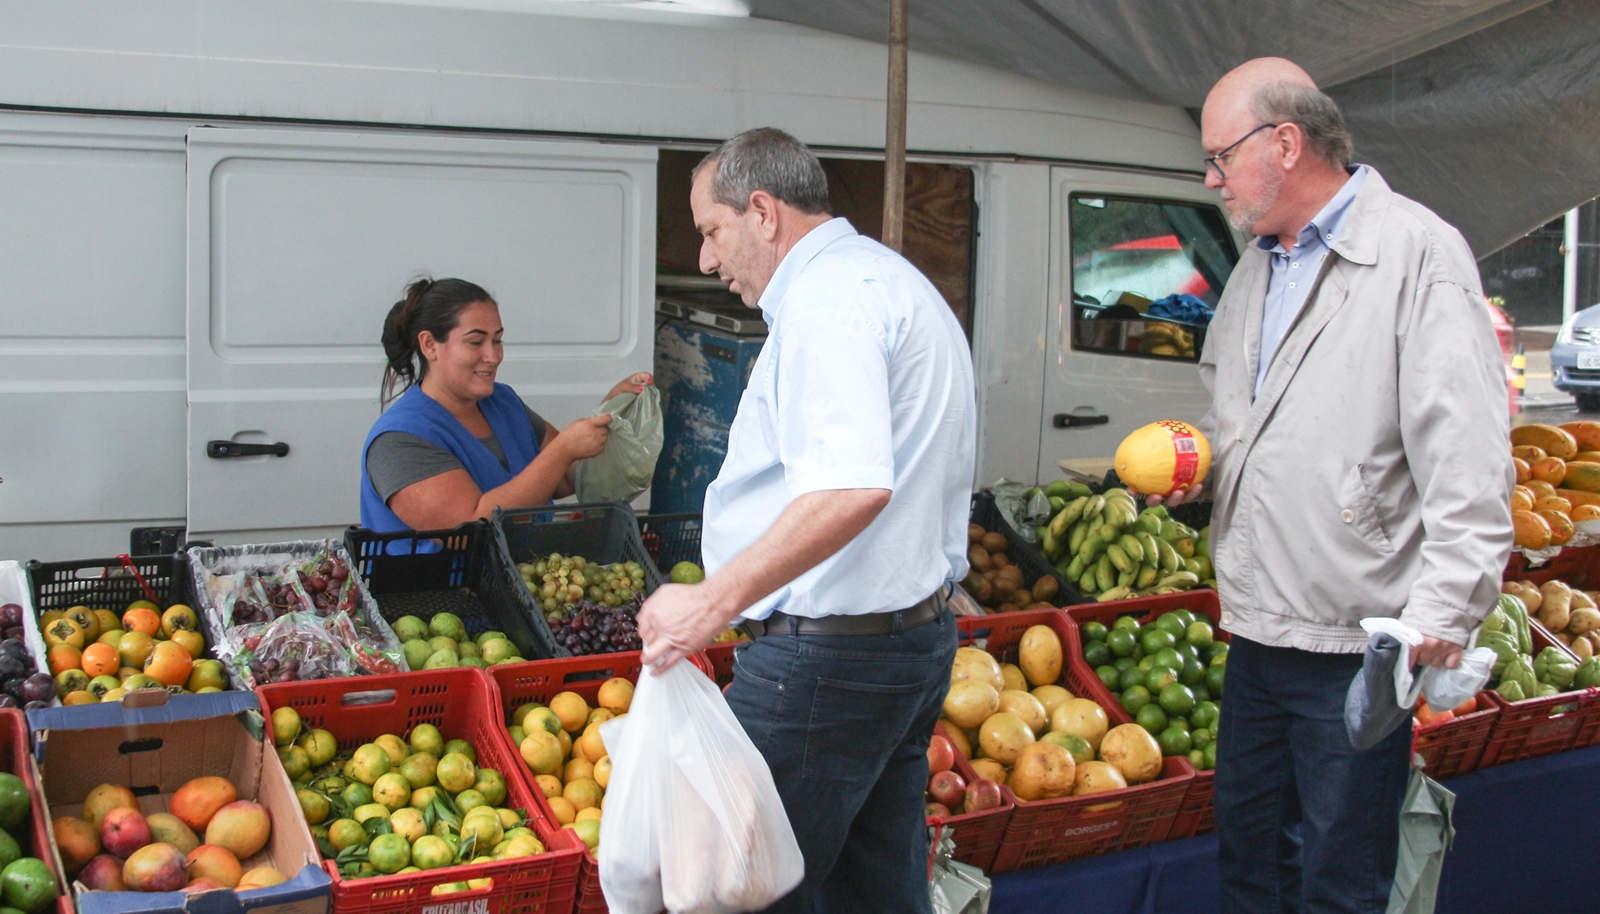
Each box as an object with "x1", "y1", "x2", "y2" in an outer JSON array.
[{"x1": 1186, "y1": 58, "x2": 1514, "y2": 914}]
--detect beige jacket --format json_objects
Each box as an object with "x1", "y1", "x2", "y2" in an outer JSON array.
[{"x1": 1199, "y1": 168, "x2": 1515, "y2": 653}]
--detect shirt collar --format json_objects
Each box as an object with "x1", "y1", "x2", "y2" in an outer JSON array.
[
  {"x1": 1254, "y1": 164, "x2": 1370, "y2": 256},
  {"x1": 758, "y1": 217, "x2": 858, "y2": 322}
]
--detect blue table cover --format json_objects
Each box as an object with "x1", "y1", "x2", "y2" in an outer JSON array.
[{"x1": 991, "y1": 742, "x2": 1600, "y2": 914}]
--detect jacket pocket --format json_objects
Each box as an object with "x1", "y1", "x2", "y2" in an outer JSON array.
[{"x1": 1340, "y1": 462, "x2": 1395, "y2": 555}]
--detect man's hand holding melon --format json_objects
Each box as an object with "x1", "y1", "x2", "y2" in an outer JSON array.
[{"x1": 1116, "y1": 421, "x2": 1211, "y2": 508}]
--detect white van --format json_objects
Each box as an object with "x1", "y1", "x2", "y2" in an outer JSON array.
[{"x1": 0, "y1": 0, "x2": 1240, "y2": 559}]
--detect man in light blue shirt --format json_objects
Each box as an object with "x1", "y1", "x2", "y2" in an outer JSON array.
[
  {"x1": 1253, "y1": 165, "x2": 1367, "y2": 397},
  {"x1": 640, "y1": 127, "x2": 976, "y2": 913}
]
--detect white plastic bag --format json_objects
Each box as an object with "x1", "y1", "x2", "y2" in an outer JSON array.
[
  {"x1": 1359, "y1": 617, "x2": 1496, "y2": 712},
  {"x1": 598, "y1": 658, "x2": 804, "y2": 914}
]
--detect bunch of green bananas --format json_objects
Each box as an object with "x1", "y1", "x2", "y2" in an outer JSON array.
[{"x1": 1036, "y1": 487, "x2": 1216, "y2": 601}]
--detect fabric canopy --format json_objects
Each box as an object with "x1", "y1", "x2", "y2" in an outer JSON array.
[{"x1": 748, "y1": 0, "x2": 1600, "y2": 256}]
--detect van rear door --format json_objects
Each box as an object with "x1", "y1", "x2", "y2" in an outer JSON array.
[
  {"x1": 184, "y1": 127, "x2": 656, "y2": 541},
  {"x1": 1040, "y1": 166, "x2": 1242, "y2": 483}
]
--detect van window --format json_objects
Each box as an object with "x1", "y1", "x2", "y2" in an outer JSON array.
[{"x1": 1069, "y1": 194, "x2": 1238, "y2": 362}]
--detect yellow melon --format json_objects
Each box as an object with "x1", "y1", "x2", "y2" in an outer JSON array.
[{"x1": 1114, "y1": 421, "x2": 1212, "y2": 496}]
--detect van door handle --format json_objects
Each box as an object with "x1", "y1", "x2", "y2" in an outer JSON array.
[
  {"x1": 1053, "y1": 413, "x2": 1110, "y2": 429},
  {"x1": 206, "y1": 440, "x2": 290, "y2": 458}
]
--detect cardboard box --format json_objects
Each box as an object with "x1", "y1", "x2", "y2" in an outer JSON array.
[{"x1": 28, "y1": 691, "x2": 331, "y2": 914}]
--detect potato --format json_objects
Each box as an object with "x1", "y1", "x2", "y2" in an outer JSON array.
[
  {"x1": 1514, "y1": 580, "x2": 1543, "y2": 613},
  {"x1": 980, "y1": 532, "x2": 1008, "y2": 554},
  {"x1": 1572, "y1": 635, "x2": 1594, "y2": 660},
  {"x1": 1556, "y1": 631, "x2": 1573, "y2": 646},
  {"x1": 1568, "y1": 605, "x2": 1600, "y2": 635},
  {"x1": 1538, "y1": 581, "x2": 1572, "y2": 632},
  {"x1": 1574, "y1": 591, "x2": 1597, "y2": 611},
  {"x1": 968, "y1": 544, "x2": 993, "y2": 572}
]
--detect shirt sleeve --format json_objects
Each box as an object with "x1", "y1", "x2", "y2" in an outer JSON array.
[
  {"x1": 774, "y1": 301, "x2": 897, "y2": 497},
  {"x1": 523, "y1": 404, "x2": 550, "y2": 446},
  {"x1": 366, "y1": 431, "x2": 467, "y2": 503}
]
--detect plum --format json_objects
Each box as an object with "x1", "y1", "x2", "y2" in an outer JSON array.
[
  {"x1": 21, "y1": 673, "x2": 55, "y2": 704},
  {"x1": 0, "y1": 604, "x2": 21, "y2": 629}
]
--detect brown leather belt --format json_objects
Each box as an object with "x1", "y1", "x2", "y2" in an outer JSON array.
[{"x1": 742, "y1": 591, "x2": 944, "y2": 638}]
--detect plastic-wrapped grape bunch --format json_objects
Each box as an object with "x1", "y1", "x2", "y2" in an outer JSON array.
[
  {"x1": 549, "y1": 594, "x2": 645, "y2": 656},
  {"x1": 228, "y1": 574, "x2": 302, "y2": 624},
  {"x1": 292, "y1": 551, "x2": 358, "y2": 615},
  {"x1": 519, "y1": 553, "x2": 647, "y2": 619}
]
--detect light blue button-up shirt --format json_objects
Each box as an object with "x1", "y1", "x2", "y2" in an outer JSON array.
[
  {"x1": 701, "y1": 218, "x2": 978, "y2": 620},
  {"x1": 1253, "y1": 165, "x2": 1369, "y2": 398}
]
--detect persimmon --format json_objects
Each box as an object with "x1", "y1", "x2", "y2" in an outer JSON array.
[
  {"x1": 81, "y1": 642, "x2": 120, "y2": 677},
  {"x1": 122, "y1": 607, "x2": 161, "y2": 637}
]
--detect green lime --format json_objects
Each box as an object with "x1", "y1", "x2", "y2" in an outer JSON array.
[
  {"x1": 1192, "y1": 702, "x2": 1219, "y2": 729},
  {"x1": 1145, "y1": 668, "x2": 1179, "y2": 693},
  {"x1": 1112, "y1": 615, "x2": 1142, "y2": 635},
  {"x1": 1205, "y1": 664, "x2": 1227, "y2": 697},
  {"x1": 1154, "y1": 614, "x2": 1187, "y2": 637},
  {"x1": 1180, "y1": 656, "x2": 1206, "y2": 687},
  {"x1": 1152, "y1": 647, "x2": 1183, "y2": 671},
  {"x1": 1135, "y1": 703, "x2": 1169, "y2": 735},
  {"x1": 1096, "y1": 665, "x2": 1121, "y2": 690},
  {"x1": 1140, "y1": 628, "x2": 1177, "y2": 654},
  {"x1": 1082, "y1": 621, "x2": 1109, "y2": 643},
  {"x1": 1083, "y1": 642, "x2": 1111, "y2": 669},
  {"x1": 1106, "y1": 629, "x2": 1136, "y2": 658},
  {"x1": 1191, "y1": 728, "x2": 1212, "y2": 750},
  {"x1": 1129, "y1": 643, "x2": 1147, "y2": 662},
  {"x1": 1158, "y1": 683, "x2": 1196, "y2": 716},
  {"x1": 669, "y1": 561, "x2": 706, "y2": 585},
  {"x1": 1168, "y1": 716, "x2": 1189, "y2": 732},
  {"x1": 0, "y1": 776, "x2": 26, "y2": 835},
  {"x1": 1188, "y1": 749, "x2": 1206, "y2": 768},
  {"x1": 1157, "y1": 726, "x2": 1192, "y2": 756},
  {"x1": 1172, "y1": 609, "x2": 1197, "y2": 627},
  {"x1": 1207, "y1": 642, "x2": 1230, "y2": 663},
  {"x1": 1193, "y1": 684, "x2": 1212, "y2": 703},
  {"x1": 1185, "y1": 620, "x2": 1215, "y2": 648},
  {"x1": 1137, "y1": 656, "x2": 1158, "y2": 673},
  {"x1": 0, "y1": 833, "x2": 18, "y2": 872},
  {"x1": 1175, "y1": 641, "x2": 1200, "y2": 663},
  {"x1": 1113, "y1": 656, "x2": 1138, "y2": 672},
  {"x1": 1202, "y1": 740, "x2": 1219, "y2": 770},
  {"x1": 1119, "y1": 665, "x2": 1145, "y2": 691},
  {"x1": 0, "y1": 858, "x2": 54, "y2": 914},
  {"x1": 1120, "y1": 685, "x2": 1152, "y2": 715}
]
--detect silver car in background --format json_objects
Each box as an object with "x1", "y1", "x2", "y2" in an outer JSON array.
[{"x1": 1551, "y1": 303, "x2": 1600, "y2": 413}]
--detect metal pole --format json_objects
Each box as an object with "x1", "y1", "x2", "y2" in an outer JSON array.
[
  {"x1": 1564, "y1": 207, "x2": 1580, "y2": 323},
  {"x1": 882, "y1": 0, "x2": 908, "y2": 252}
]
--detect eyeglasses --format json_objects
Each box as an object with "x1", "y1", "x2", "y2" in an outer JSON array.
[{"x1": 1204, "y1": 123, "x2": 1278, "y2": 181}]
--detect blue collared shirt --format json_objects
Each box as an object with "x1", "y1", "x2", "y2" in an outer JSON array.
[
  {"x1": 701, "y1": 217, "x2": 978, "y2": 620},
  {"x1": 1253, "y1": 165, "x2": 1369, "y2": 398}
]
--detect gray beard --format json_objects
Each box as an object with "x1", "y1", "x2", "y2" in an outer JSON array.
[{"x1": 1226, "y1": 171, "x2": 1284, "y2": 235}]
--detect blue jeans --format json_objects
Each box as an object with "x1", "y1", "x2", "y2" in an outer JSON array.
[
  {"x1": 1214, "y1": 636, "x2": 1412, "y2": 914},
  {"x1": 725, "y1": 607, "x2": 957, "y2": 914}
]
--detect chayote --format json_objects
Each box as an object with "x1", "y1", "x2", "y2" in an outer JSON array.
[
  {"x1": 1534, "y1": 646, "x2": 1578, "y2": 689},
  {"x1": 1482, "y1": 630, "x2": 1521, "y2": 678},
  {"x1": 1575, "y1": 657, "x2": 1600, "y2": 690},
  {"x1": 1496, "y1": 679, "x2": 1526, "y2": 702},
  {"x1": 1502, "y1": 655, "x2": 1539, "y2": 700}
]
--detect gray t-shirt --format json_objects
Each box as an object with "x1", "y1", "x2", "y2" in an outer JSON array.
[{"x1": 367, "y1": 404, "x2": 548, "y2": 503}]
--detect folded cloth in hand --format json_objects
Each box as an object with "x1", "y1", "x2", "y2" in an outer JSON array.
[{"x1": 1148, "y1": 293, "x2": 1214, "y2": 325}]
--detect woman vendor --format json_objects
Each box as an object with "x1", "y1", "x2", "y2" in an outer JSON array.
[{"x1": 361, "y1": 277, "x2": 651, "y2": 533}]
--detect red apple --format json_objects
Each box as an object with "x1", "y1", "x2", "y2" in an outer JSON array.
[
  {"x1": 928, "y1": 769, "x2": 966, "y2": 808},
  {"x1": 962, "y1": 778, "x2": 1003, "y2": 813},
  {"x1": 79, "y1": 854, "x2": 128, "y2": 891},
  {"x1": 925, "y1": 802, "x2": 952, "y2": 819},
  {"x1": 926, "y1": 734, "x2": 956, "y2": 775},
  {"x1": 101, "y1": 807, "x2": 152, "y2": 858}
]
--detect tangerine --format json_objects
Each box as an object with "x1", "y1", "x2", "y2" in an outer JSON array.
[
  {"x1": 81, "y1": 642, "x2": 120, "y2": 677},
  {"x1": 122, "y1": 607, "x2": 161, "y2": 637}
]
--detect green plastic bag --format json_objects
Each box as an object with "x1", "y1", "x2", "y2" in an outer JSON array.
[
  {"x1": 1386, "y1": 755, "x2": 1455, "y2": 914},
  {"x1": 574, "y1": 386, "x2": 663, "y2": 505}
]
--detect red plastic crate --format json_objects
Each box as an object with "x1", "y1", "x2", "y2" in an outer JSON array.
[
  {"x1": 927, "y1": 722, "x2": 1014, "y2": 872},
  {"x1": 0, "y1": 709, "x2": 71, "y2": 914},
  {"x1": 955, "y1": 609, "x2": 1193, "y2": 872},
  {"x1": 1064, "y1": 591, "x2": 1225, "y2": 840},
  {"x1": 1503, "y1": 545, "x2": 1600, "y2": 589},
  {"x1": 489, "y1": 651, "x2": 713, "y2": 914},
  {"x1": 703, "y1": 641, "x2": 735, "y2": 688},
  {"x1": 1479, "y1": 621, "x2": 1600, "y2": 767},
  {"x1": 1411, "y1": 691, "x2": 1499, "y2": 780},
  {"x1": 255, "y1": 669, "x2": 583, "y2": 914}
]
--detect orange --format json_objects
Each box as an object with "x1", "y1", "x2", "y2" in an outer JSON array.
[
  {"x1": 122, "y1": 607, "x2": 161, "y2": 637},
  {"x1": 548, "y1": 692, "x2": 590, "y2": 734},
  {"x1": 596, "y1": 678, "x2": 634, "y2": 714},
  {"x1": 47, "y1": 644, "x2": 82, "y2": 676},
  {"x1": 81, "y1": 642, "x2": 120, "y2": 677},
  {"x1": 144, "y1": 641, "x2": 194, "y2": 687},
  {"x1": 171, "y1": 630, "x2": 206, "y2": 659}
]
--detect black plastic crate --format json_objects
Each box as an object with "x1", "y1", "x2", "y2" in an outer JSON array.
[
  {"x1": 26, "y1": 553, "x2": 192, "y2": 614},
  {"x1": 970, "y1": 491, "x2": 1085, "y2": 606},
  {"x1": 344, "y1": 520, "x2": 548, "y2": 663},
  {"x1": 637, "y1": 512, "x2": 703, "y2": 574},
  {"x1": 492, "y1": 502, "x2": 664, "y2": 658}
]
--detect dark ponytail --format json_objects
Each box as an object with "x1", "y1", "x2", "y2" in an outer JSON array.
[{"x1": 380, "y1": 276, "x2": 496, "y2": 407}]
